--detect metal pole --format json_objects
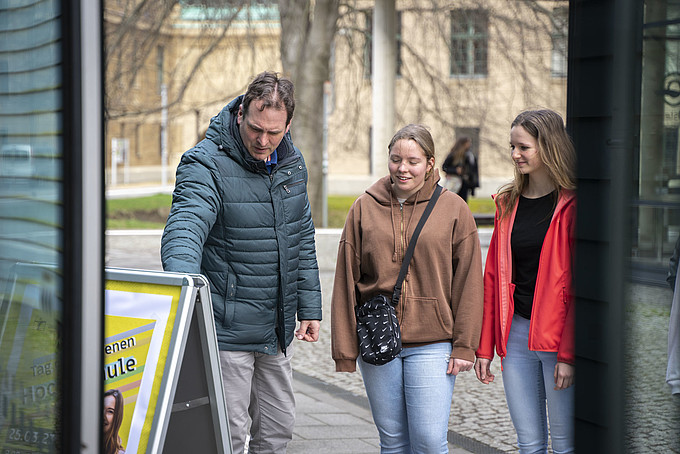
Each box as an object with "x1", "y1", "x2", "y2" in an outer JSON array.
[
  {"x1": 322, "y1": 81, "x2": 331, "y2": 228},
  {"x1": 371, "y1": 0, "x2": 396, "y2": 178},
  {"x1": 161, "y1": 84, "x2": 168, "y2": 187},
  {"x1": 123, "y1": 138, "x2": 130, "y2": 185},
  {"x1": 111, "y1": 138, "x2": 117, "y2": 187}
]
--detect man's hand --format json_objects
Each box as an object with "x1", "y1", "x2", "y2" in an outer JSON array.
[
  {"x1": 296, "y1": 320, "x2": 320, "y2": 342},
  {"x1": 474, "y1": 358, "x2": 495, "y2": 384}
]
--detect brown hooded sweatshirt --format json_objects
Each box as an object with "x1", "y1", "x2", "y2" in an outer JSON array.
[{"x1": 331, "y1": 170, "x2": 484, "y2": 372}]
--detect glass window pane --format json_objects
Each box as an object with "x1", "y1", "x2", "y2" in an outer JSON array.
[
  {"x1": 551, "y1": 7, "x2": 568, "y2": 78},
  {"x1": 0, "y1": 0, "x2": 63, "y2": 451},
  {"x1": 628, "y1": 2, "x2": 680, "y2": 451},
  {"x1": 450, "y1": 9, "x2": 488, "y2": 76}
]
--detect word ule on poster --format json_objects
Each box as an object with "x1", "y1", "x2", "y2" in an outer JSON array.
[{"x1": 105, "y1": 356, "x2": 138, "y2": 380}]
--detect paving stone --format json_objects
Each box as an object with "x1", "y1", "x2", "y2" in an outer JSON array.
[
  {"x1": 305, "y1": 412, "x2": 371, "y2": 426},
  {"x1": 287, "y1": 438, "x2": 379, "y2": 453}
]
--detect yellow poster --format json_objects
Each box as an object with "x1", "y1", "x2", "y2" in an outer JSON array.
[
  {"x1": 104, "y1": 281, "x2": 182, "y2": 454},
  {"x1": 0, "y1": 265, "x2": 60, "y2": 453}
]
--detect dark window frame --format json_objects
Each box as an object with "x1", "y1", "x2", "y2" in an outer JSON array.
[
  {"x1": 450, "y1": 9, "x2": 489, "y2": 77},
  {"x1": 551, "y1": 6, "x2": 569, "y2": 78}
]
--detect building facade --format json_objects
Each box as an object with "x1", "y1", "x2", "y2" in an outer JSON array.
[{"x1": 103, "y1": 0, "x2": 569, "y2": 196}]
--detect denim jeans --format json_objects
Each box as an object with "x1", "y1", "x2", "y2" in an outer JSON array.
[
  {"x1": 358, "y1": 342, "x2": 455, "y2": 454},
  {"x1": 502, "y1": 314, "x2": 574, "y2": 454}
]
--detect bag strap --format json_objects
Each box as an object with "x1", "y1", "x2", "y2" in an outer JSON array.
[{"x1": 390, "y1": 184, "x2": 443, "y2": 305}]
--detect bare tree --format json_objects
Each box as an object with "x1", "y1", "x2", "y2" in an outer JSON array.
[
  {"x1": 330, "y1": 0, "x2": 566, "y2": 178},
  {"x1": 104, "y1": 0, "x2": 248, "y2": 121},
  {"x1": 104, "y1": 0, "x2": 566, "y2": 212},
  {"x1": 279, "y1": 0, "x2": 340, "y2": 224}
]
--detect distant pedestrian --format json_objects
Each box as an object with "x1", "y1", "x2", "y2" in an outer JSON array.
[
  {"x1": 332, "y1": 124, "x2": 483, "y2": 453},
  {"x1": 474, "y1": 109, "x2": 576, "y2": 453},
  {"x1": 441, "y1": 136, "x2": 479, "y2": 202},
  {"x1": 161, "y1": 71, "x2": 322, "y2": 453}
]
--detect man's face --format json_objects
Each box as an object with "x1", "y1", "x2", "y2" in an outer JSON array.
[{"x1": 237, "y1": 99, "x2": 290, "y2": 161}]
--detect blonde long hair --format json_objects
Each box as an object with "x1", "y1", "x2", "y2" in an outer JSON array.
[{"x1": 497, "y1": 109, "x2": 576, "y2": 220}]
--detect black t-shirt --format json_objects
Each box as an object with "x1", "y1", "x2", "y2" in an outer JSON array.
[{"x1": 511, "y1": 191, "x2": 557, "y2": 319}]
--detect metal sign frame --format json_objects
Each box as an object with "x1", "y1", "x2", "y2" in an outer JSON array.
[{"x1": 105, "y1": 268, "x2": 230, "y2": 454}]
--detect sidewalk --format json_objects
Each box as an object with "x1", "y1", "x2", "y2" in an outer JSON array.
[{"x1": 106, "y1": 228, "x2": 514, "y2": 453}]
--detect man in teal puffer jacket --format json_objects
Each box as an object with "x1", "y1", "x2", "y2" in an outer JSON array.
[{"x1": 161, "y1": 71, "x2": 322, "y2": 453}]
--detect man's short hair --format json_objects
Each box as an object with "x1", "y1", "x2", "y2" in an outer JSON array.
[{"x1": 242, "y1": 71, "x2": 295, "y2": 126}]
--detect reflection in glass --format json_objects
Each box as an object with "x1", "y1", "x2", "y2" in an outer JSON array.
[
  {"x1": 0, "y1": 0, "x2": 63, "y2": 452},
  {"x1": 627, "y1": 1, "x2": 680, "y2": 451}
]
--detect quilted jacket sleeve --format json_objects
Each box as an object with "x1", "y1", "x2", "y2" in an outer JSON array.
[
  {"x1": 296, "y1": 187, "x2": 323, "y2": 322},
  {"x1": 161, "y1": 147, "x2": 221, "y2": 274}
]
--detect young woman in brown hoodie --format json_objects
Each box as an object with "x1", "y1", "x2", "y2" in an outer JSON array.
[{"x1": 331, "y1": 124, "x2": 484, "y2": 453}]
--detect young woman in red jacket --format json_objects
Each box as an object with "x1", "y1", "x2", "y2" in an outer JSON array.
[{"x1": 474, "y1": 109, "x2": 576, "y2": 454}]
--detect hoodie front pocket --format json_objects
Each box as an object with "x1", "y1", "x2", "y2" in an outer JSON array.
[{"x1": 400, "y1": 296, "x2": 453, "y2": 342}]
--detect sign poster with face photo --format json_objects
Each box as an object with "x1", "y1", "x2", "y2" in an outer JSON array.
[
  {"x1": 104, "y1": 280, "x2": 182, "y2": 454},
  {"x1": 0, "y1": 264, "x2": 60, "y2": 453}
]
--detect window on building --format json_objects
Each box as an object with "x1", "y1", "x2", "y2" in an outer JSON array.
[
  {"x1": 551, "y1": 7, "x2": 569, "y2": 78},
  {"x1": 363, "y1": 9, "x2": 402, "y2": 79},
  {"x1": 450, "y1": 10, "x2": 488, "y2": 77}
]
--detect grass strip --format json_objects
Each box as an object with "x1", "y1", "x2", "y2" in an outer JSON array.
[{"x1": 106, "y1": 193, "x2": 495, "y2": 230}]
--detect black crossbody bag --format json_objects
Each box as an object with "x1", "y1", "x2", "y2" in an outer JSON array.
[{"x1": 355, "y1": 185, "x2": 443, "y2": 365}]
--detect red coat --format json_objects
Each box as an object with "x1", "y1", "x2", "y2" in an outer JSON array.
[{"x1": 476, "y1": 190, "x2": 576, "y2": 365}]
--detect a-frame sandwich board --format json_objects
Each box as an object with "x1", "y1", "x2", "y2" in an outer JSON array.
[{"x1": 105, "y1": 268, "x2": 231, "y2": 454}]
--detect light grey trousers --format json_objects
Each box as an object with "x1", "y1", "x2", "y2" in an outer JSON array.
[{"x1": 219, "y1": 344, "x2": 295, "y2": 454}]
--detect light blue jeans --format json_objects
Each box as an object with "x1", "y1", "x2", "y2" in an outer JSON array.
[
  {"x1": 358, "y1": 342, "x2": 455, "y2": 454},
  {"x1": 502, "y1": 315, "x2": 574, "y2": 454}
]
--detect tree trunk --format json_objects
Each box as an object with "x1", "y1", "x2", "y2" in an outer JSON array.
[{"x1": 279, "y1": 0, "x2": 339, "y2": 226}]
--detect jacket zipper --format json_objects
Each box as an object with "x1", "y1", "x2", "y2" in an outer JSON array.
[{"x1": 283, "y1": 179, "x2": 304, "y2": 193}]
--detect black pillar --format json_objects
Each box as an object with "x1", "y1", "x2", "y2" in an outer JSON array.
[{"x1": 568, "y1": 0, "x2": 643, "y2": 452}]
